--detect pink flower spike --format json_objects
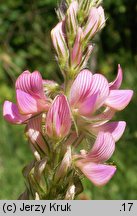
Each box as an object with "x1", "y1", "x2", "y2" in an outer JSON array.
[
  {"x1": 105, "y1": 90, "x2": 133, "y2": 111},
  {"x1": 91, "y1": 121, "x2": 126, "y2": 141},
  {"x1": 76, "y1": 161, "x2": 116, "y2": 186},
  {"x1": 3, "y1": 101, "x2": 31, "y2": 124},
  {"x1": 46, "y1": 95, "x2": 71, "y2": 139},
  {"x1": 86, "y1": 132, "x2": 115, "y2": 163},
  {"x1": 109, "y1": 64, "x2": 123, "y2": 90}
]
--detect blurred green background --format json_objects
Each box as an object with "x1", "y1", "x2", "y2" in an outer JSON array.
[{"x1": 0, "y1": 0, "x2": 137, "y2": 199}]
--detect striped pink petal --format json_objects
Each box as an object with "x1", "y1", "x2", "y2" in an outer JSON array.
[
  {"x1": 3, "y1": 101, "x2": 30, "y2": 124},
  {"x1": 76, "y1": 161, "x2": 116, "y2": 186},
  {"x1": 91, "y1": 121, "x2": 126, "y2": 141},
  {"x1": 69, "y1": 69, "x2": 93, "y2": 107},
  {"x1": 105, "y1": 90, "x2": 133, "y2": 110},
  {"x1": 78, "y1": 92, "x2": 98, "y2": 116},
  {"x1": 16, "y1": 89, "x2": 48, "y2": 115},
  {"x1": 91, "y1": 74, "x2": 109, "y2": 109},
  {"x1": 26, "y1": 115, "x2": 48, "y2": 153},
  {"x1": 83, "y1": 7, "x2": 99, "y2": 39},
  {"x1": 16, "y1": 70, "x2": 45, "y2": 98},
  {"x1": 109, "y1": 64, "x2": 123, "y2": 90},
  {"x1": 86, "y1": 132, "x2": 115, "y2": 163},
  {"x1": 69, "y1": 70, "x2": 109, "y2": 116},
  {"x1": 46, "y1": 94, "x2": 71, "y2": 139}
]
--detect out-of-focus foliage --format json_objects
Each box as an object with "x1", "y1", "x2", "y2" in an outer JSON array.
[{"x1": 0, "y1": 0, "x2": 137, "y2": 199}]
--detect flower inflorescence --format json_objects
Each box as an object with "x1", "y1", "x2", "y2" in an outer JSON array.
[{"x1": 3, "y1": 0, "x2": 133, "y2": 200}]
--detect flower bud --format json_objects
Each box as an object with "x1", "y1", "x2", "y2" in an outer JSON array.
[
  {"x1": 66, "y1": 1, "x2": 78, "y2": 46},
  {"x1": 51, "y1": 22, "x2": 69, "y2": 69},
  {"x1": 70, "y1": 27, "x2": 83, "y2": 69},
  {"x1": 26, "y1": 115, "x2": 49, "y2": 154},
  {"x1": 83, "y1": 6, "x2": 105, "y2": 43},
  {"x1": 43, "y1": 80, "x2": 60, "y2": 96},
  {"x1": 79, "y1": 44, "x2": 94, "y2": 69},
  {"x1": 46, "y1": 95, "x2": 72, "y2": 139},
  {"x1": 65, "y1": 184, "x2": 75, "y2": 200},
  {"x1": 35, "y1": 192, "x2": 40, "y2": 200},
  {"x1": 78, "y1": 0, "x2": 91, "y2": 24},
  {"x1": 55, "y1": 146, "x2": 72, "y2": 181},
  {"x1": 34, "y1": 157, "x2": 47, "y2": 182}
]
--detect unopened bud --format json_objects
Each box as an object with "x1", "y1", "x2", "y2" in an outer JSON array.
[
  {"x1": 30, "y1": 143, "x2": 41, "y2": 161},
  {"x1": 46, "y1": 95, "x2": 72, "y2": 140},
  {"x1": 55, "y1": 146, "x2": 72, "y2": 181},
  {"x1": 65, "y1": 184, "x2": 75, "y2": 200},
  {"x1": 78, "y1": 0, "x2": 91, "y2": 24},
  {"x1": 26, "y1": 115, "x2": 49, "y2": 154},
  {"x1": 43, "y1": 80, "x2": 60, "y2": 96},
  {"x1": 66, "y1": 1, "x2": 78, "y2": 47},
  {"x1": 35, "y1": 192, "x2": 40, "y2": 200},
  {"x1": 79, "y1": 44, "x2": 94, "y2": 69},
  {"x1": 83, "y1": 6, "x2": 105, "y2": 43},
  {"x1": 51, "y1": 21, "x2": 69, "y2": 69},
  {"x1": 34, "y1": 157, "x2": 47, "y2": 182},
  {"x1": 22, "y1": 161, "x2": 35, "y2": 179},
  {"x1": 70, "y1": 27, "x2": 83, "y2": 69}
]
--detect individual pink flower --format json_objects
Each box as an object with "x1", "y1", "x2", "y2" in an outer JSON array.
[
  {"x1": 69, "y1": 67, "x2": 133, "y2": 117},
  {"x1": 3, "y1": 70, "x2": 49, "y2": 124},
  {"x1": 46, "y1": 94, "x2": 72, "y2": 139},
  {"x1": 83, "y1": 6, "x2": 105, "y2": 41},
  {"x1": 69, "y1": 69, "x2": 110, "y2": 117},
  {"x1": 69, "y1": 66, "x2": 133, "y2": 140},
  {"x1": 75, "y1": 132, "x2": 116, "y2": 186}
]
